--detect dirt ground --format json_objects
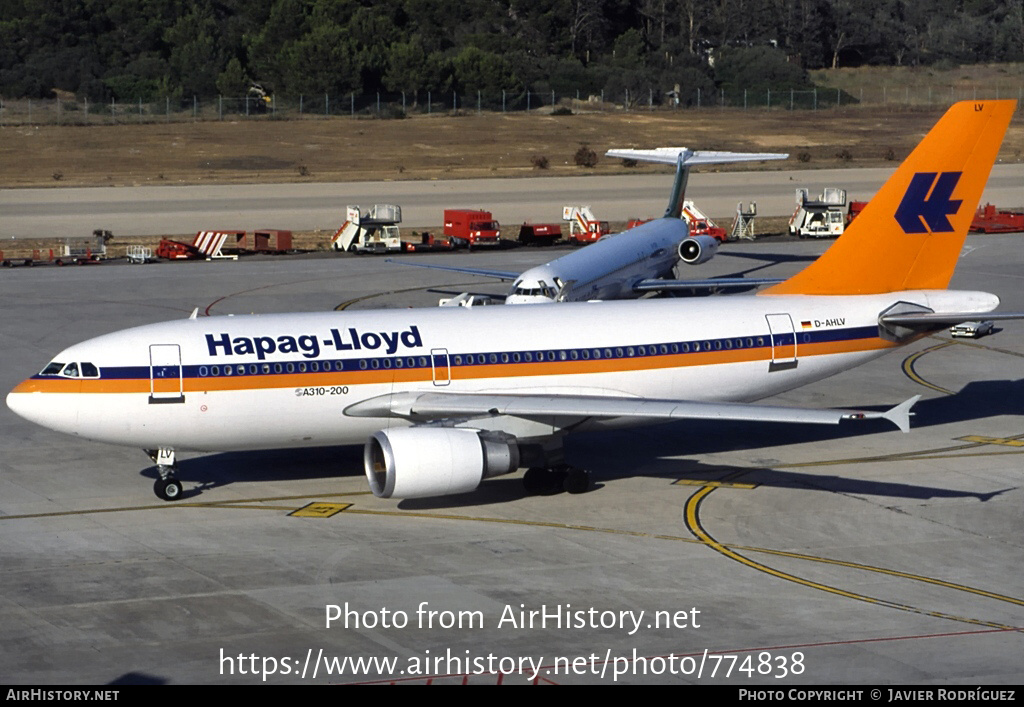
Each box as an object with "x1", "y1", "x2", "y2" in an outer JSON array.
[
  {"x1": 3, "y1": 103, "x2": 1020, "y2": 260},
  {"x1": 2, "y1": 105, "x2": 1022, "y2": 189}
]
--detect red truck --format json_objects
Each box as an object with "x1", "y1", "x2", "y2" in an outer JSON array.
[
  {"x1": 443, "y1": 209, "x2": 501, "y2": 249},
  {"x1": 517, "y1": 222, "x2": 562, "y2": 246}
]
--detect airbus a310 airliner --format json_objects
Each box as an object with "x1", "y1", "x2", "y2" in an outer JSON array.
[{"x1": 7, "y1": 101, "x2": 1021, "y2": 502}]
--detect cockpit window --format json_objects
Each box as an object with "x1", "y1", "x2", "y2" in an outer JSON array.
[
  {"x1": 512, "y1": 279, "x2": 557, "y2": 299},
  {"x1": 40, "y1": 361, "x2": 99, "y2": 377}
]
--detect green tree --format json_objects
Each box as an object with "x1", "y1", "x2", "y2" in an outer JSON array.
[
  {"x1": 451, "y1": 46, "x2": 519, "y2": 93},
  {"x1": 165, "y1": 3, "x2": 222, "y2": 97},
  {"x1": 216, "y1": 56, "x2": 249, "y2": 96},
  {"x1": 345, "y1": 6, "x2": 400, "y2": 93},
  {"x1": 714, "y1": 45, "x2": 810, "y2": 91},
  {"x1": 384, "y1": 35, "x2": 448, "y2": 93},
  {"x1": 611, "y1": 28, "x2": 645, "y2": 69},
  {"x1": 248, "y1": 0, "x2": 311, "y2": 89},
  {"x1": 280, "y1": 22, "x2": 358, "y2": 95}
]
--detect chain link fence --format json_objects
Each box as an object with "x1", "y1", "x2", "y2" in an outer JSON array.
[{"x1": 2, "y1": 85, "x2": 1021, "y2": 126}]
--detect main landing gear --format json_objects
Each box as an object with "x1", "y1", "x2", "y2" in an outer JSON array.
[
  {"x1": 522, "y1": 465, "x2": 592, "y2": 495},
  {"x1": 146, "y1": 448, "x2": 182, "y2": 501}
]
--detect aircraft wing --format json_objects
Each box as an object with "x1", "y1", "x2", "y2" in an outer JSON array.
[
  {"x1": 606, "y1": 148, "x2": 789, "y2": 166},
  {"x1": 384, "y1": 258, "x2": 520, "y2": 281},
  {"x1": 632, "y1": 277, "x2": 784, "y2": 293},
  {"x1": 428, "y1": 289, "x2": 508, "y2": 301},
  {"x1": 346, "y1": 392, "x2": 920, "y2": 433}
]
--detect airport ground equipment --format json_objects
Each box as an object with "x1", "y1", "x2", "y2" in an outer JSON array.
[
  {"x1": 970, "y1": 203, "x2": 1024, "y2": 233},
  {"x1": 235, "y1": 229, "x2": 293, "y2": 253},
  {"x1": 1, "y1": 234, "x2": 107, "y2": 267},
  {"x1": 332, "y1": 205, "x2": 403, "y2": 253},
  {"x1": 2, "y1": 248, "x2": 56, "y2": 267},
  {"x1": 562, "y1": 205, "x2": 609, "y2": 244},
  {"x1": 155, "y1": 239, "x2": 198, "y2": 260},
  {"x1": 125, "y1": 245, "x2": 153, "y2": 264},
  {"x1": 248, "y1": 84, "x2": 272, "y2": 113},
  {"x1": 847, "y1": 200, "x2": 869, "y2": 224},
  {"x1": 517, "y1": 222, "x2": 563, "y2": 246},
  {"x1": 157, "y1": 231, "x2": 240, "y2": 260},
  {"x1": 730, "y1": 202, "x2": 758, "y2": 240},
  {"x1": 56, "y1": 232, "x2": 109, "y2": 264},
  {"x1": 438, "y1": 293, "x2": 497, "y2": 307},
  {"x1": 625, "y1": 218, "x2": 653, "y2": 230},
  {"x1": 680, "y1": 200, "x2": 729, "y2": 242},
  {"x1": 194, "y1": 231, "x2": 241, "y2": 259},
  {"x1": 443, "y1": 209, "x2": 501, "y2": 249},
  {"x1": 403, "y1": 232, "x2": 455, "y2": 252},
  {"x1": 788, "y1": 188, "x2": 848, "y2": 238}
]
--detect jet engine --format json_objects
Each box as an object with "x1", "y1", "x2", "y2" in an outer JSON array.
[
  {"x1": 678, "y1": 235, "x2": 720, "y2": 265},
  {"x1": 364, "y1": 427, "x2": 520, "y2": 499}
]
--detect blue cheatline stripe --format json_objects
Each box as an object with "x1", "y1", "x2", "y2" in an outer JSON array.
[{"x1": 34, "y1": 325, "x2": 881, "y2": 382}]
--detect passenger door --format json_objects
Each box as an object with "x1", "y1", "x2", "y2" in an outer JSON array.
[
  {"x1": 149, "y1": 344, "x2": 185, "y2": 403},
  {"x1": 765, "y1": 314, "x2": 798, "y2": 371},
  {"x1": 431, "y1": 348, "x2": 450, "y2": 386}
]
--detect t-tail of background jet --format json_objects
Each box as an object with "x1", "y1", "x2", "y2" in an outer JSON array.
[
  {"x1": 763, "y1": 100, "x2": 1016, "y2": 296},
  {"x1": 604, "y1": 147, "x2": 789, "y2": 219}
]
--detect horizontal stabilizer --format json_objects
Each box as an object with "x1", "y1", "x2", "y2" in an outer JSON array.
[
  {"x1": 606, "y1": 148, "x2": 788, "y2": 166},
  {"x1": 608, "y1": 149, "x2": 786, "y2": 219},
  {"x1": 346, "y1": 391, "x2": 916, "y2": 432},
  {"x1": 880, "y1": 311, "x2": 1024, "y2": 328}
]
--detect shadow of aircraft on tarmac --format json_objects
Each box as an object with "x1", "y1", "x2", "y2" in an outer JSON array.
[{"x1": 147, "y1": 378, "x2": 1021, "y2": 507}]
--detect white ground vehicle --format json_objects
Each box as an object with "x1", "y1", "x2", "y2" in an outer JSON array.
[
  {"x1": 789, "y1": 188, "x2": 847, "y2": 238},
  {"x1": 331, "y1": 205, "x2": 403, "y2": 253},
  {"x1": 949, "y1": 320, "x2": 994, "y2": 338}
]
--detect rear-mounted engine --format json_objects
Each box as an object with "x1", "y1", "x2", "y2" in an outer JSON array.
[{"x1": 678, "y1": 234, "x2": 719, "y2": 265}]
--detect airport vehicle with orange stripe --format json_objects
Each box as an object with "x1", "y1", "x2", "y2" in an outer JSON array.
[{"x1": 7, "y1": 101, "x2": 1022, "y2": 502}]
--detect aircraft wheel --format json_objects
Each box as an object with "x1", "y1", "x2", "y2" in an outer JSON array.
[
  {"x1": 522, "y1": 467, "x2": 552, "y2": 495},
  {"x1": 155, "y1": 478, "x2": 183, "y2": 501},
  {"x1": 563, "y1": 468, "x2": 592, "y2": 495}
]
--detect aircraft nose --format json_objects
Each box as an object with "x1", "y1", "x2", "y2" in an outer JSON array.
[
  {"x1": 7, "y1": 384, "x2": 42, "y2": 425},
  {"x1": 6, "y1": 380, "x2": 72, "y2": 432}
]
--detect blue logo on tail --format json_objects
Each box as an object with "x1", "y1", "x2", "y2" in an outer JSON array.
[{"x1": 894, "y1": 172, "x2": 962, "y2": 234}]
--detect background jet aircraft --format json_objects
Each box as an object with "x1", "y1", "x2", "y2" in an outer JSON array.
[{"x1": 391, "y1": 148, "x2": 788, "y2": 304}]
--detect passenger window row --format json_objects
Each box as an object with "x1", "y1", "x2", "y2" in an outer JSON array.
[
  {"x1": 40, "y1": 333, "x2": 801, "y2": 382},
  {"x1": 192, "y1": 336, "x2": 780, "y2": 377}
]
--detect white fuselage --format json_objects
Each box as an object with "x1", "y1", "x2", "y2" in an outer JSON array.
[
  {"x1": 506, "y1": 219, "x2": 687, "y2": 303},
  {"x1": 7, "y1": 289, "x2": 998, "y2": 453}
]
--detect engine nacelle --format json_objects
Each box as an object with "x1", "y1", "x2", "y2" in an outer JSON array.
[
  {"x1": 364, "y1": 427, "x2": 520, "y2": 499},
  {"x1": 678, "y1": 235, "x2": 720, "y2": 265}
]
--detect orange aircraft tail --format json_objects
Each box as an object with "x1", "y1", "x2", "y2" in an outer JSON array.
[{"x1": 762, "y1": 100, "x2": 1016, "y2": 296}]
